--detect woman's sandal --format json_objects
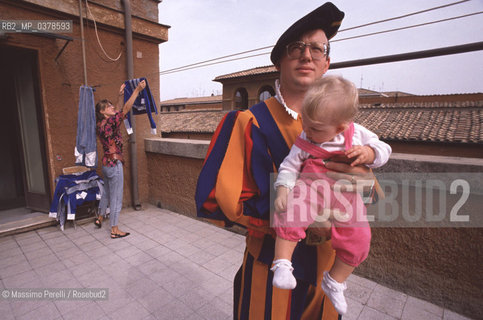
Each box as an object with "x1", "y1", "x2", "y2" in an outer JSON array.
[
  {"x1": 111, "y1": 232, "x2": 130, "y2": 239},
  {"x1": 94, "y1": 218, "x2": 102, "y2": 228}
]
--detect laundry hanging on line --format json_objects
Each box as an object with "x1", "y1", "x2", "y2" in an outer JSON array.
[
  {"x1": 74, "y1": 85, "x2": 97, "y2": 168},
  {"x1": 123, "y1": 77, "x2": 158, "y2": 135}
]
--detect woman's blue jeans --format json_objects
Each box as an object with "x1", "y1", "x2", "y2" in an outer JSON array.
[{"x1": 99, "y1": 161, "x2": 123, "y2": 227}]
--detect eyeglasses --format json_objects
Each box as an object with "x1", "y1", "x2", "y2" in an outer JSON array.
[{"x1": 286, "y1": 41, "x2": 328, "y2": 60}]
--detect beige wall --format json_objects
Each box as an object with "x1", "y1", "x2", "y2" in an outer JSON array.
[
  {"x1": 161, "y1": 133, "x2": 213, "y2": 140},
  {"x1": 218, "y1": 73, "x2": 278, "y2": 110},
  {"x1": 358, "y1": 227, "x2": 481, "y2": 318},
  {"x1": 146, "y1": 153, "x2": 202, "y2": 217}
]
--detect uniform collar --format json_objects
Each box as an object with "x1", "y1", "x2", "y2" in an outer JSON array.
[{"x1": 274, "y1": 79, "x2": 299, "y2": 120}]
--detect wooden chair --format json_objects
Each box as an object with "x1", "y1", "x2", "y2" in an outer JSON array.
[
  {"x1": 62, "y1": 166, "x2": 91, "y2": 175},
  {"x1": 58, "y1": 166, "x2": 99, "y2": 230}
]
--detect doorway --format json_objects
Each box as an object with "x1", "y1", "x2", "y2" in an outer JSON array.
[{"x1": 0, "y1": 45, "x2": 50, "y2": 216}]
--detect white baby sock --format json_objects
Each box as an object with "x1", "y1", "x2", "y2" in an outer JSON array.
[
  {"x1": 321, "y1": 271, "x2": 348, "y2": 315},
  {"x1": 271, "y1": 259, "x2": 297, "y2": 290}
]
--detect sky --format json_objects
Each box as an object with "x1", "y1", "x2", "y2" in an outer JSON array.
[{"x1": 157, "y1": 0, "x2": 483, "y2": 101}]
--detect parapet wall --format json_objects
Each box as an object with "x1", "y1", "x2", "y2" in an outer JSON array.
[{"x1": 363, "y1": 154, "x2": 483, "y2": 319}]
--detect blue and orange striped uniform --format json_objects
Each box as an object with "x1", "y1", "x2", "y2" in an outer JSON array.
[{"x1": 195, "y1": 97, "x2": 341, "y2": 320}]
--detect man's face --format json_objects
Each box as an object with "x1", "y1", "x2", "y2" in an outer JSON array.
[{"x1": 277, "y1": 29, "x2": 330, "y2": 93}]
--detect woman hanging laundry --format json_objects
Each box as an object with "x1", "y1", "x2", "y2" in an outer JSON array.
[{"x1": 94, "y1": 80, "x2": 146, "y2": 239}]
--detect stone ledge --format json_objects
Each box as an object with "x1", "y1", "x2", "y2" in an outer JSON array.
[
  {"x1": 0, "y1": 215, "x2": 56, "y2": 238},
  {"x1": 144, "y1": 139, "x2": 483, "y2": 168},
  {"x1": 390, "y1": 152, "x2": 483, "y2": 165},
  {"x1": 383, "y1": 153, "x2": 483, "y2": 172},
  {"x1": 144, "y1": 138, "x2": 209, "y2": 159}
]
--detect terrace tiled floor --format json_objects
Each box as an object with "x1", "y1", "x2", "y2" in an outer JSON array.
[{"x1": 0, "y1": 204, "x2": 474, "y2": 320}]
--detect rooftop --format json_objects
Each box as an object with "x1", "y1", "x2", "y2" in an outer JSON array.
[
  {"x1": 358, "y1": 89, "x2": 414, "y2": 97},
  {"x1": 159, "y1": 109, "x2": 228, "y2": 134},
  {"x1": 158, "y1": 101, "x2": 483, "y2": 144},
  {"x1": 358, "y1": 101, "x2": 483, "y2": 143},
  {"x1": 160, "y1": 95, "x2": 222, "y2": 106},
  {"x1": 0, "y1": 205, "x2": 474, "y2": 320},
  {"x1": 214, "y1": 65, "x2": 278, "y2": 81}
]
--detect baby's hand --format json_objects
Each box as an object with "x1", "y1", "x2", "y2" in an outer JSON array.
[
  {"x1": 345, "y1": 145, "x2": 375, "y2": 167},
  {"x1": 274, "y1": 186, "x2": 289, "y2": 212}
]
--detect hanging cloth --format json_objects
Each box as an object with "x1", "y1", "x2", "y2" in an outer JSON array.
[
  {"x1": 74, "y1": 85, "x2": 97, "y2": 168},
  {"x1": 123, "y1": 77, "x2": 158, "y2": 135}
]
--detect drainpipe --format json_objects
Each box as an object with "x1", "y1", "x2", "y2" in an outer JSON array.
[
  {"x1": 78, "y1": 0, "x2": 88, "y2": 85},
  {"x1": 122, "y1": 0, "x2": 141, "y2": 210}
]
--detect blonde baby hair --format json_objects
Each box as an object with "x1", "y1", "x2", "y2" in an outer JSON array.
[{"x1": 302, "y1": 75, "x2": 359, "y2": 125}]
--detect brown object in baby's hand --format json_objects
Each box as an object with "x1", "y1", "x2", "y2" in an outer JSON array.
[{"x1": 327, "y1": 154, "x2": 353, "y2": 164}]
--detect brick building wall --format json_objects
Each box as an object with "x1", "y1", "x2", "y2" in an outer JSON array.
[{"x1": 0, "y1": 0, "x2": 167, "y2": 210}]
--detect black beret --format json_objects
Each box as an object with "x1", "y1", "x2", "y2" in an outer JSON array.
[{"x1": 270, "y1": 2, "x2": 344, "y2": 65}]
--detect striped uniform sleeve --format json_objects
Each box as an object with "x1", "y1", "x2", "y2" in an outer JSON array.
[{"x1": 195, "y1": 110, "x2": 260, "y2": 228}]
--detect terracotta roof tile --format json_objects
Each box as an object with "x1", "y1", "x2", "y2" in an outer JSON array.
[
  {"x1": 160, "y1": 95, "x2": 222, "y2": 106},
  {"x1": 356, "y1": 101, "x2": 483, "y2": 143},
  {"x1": 159, "y1": 110, "x2": 229, "y2": 133},
  {"x1": 214, "y1": 66, "x2": 278, "y2": 81},
  {"x1": 158, "y1": 101, "x2": 483, "y2": 144}
]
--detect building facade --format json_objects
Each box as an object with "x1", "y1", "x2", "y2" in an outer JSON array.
[
  {"x1": 0, "y1": 0, "x2": 168, "y2": 213},
  {"x1": 214, "y1": 66, "x2": 278, "y2": 110},
  {"x1": 160, "y1": 95, "x2": 222, "y2": 112}
]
